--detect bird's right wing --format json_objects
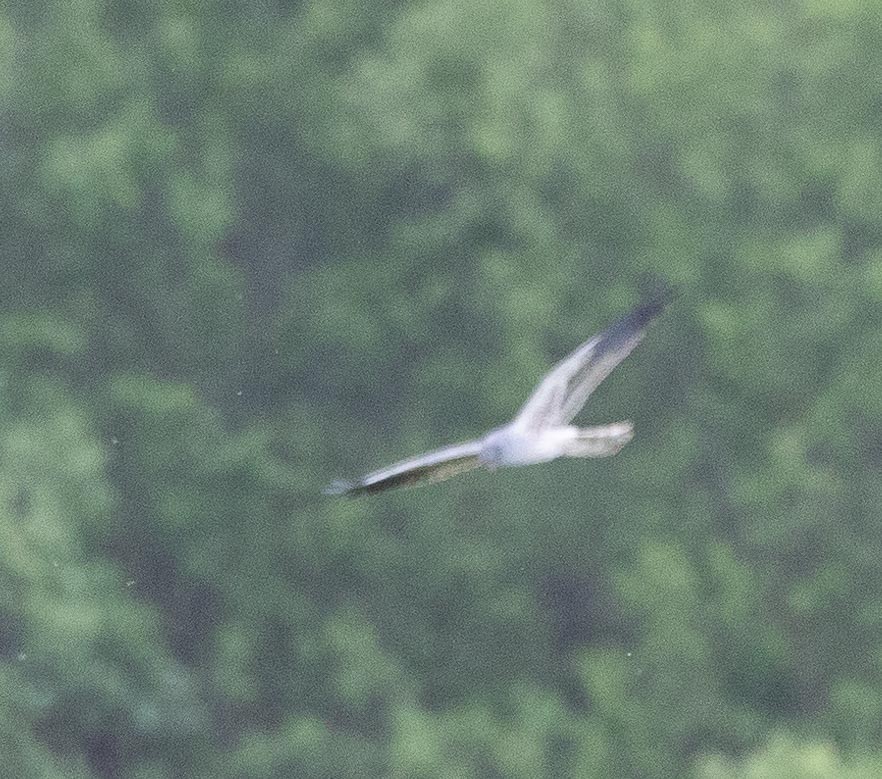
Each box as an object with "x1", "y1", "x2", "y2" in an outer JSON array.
[
  {"x1": 324, "y1": 439, "x2": 483, "y2": 497},
  {"x1": 512, "y1": 298, "x2": 665, "y2": 432}
]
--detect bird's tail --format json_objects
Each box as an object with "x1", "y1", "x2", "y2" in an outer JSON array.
[{"x1": 563, "y1": 422, "x2": 634, "y2": 458}]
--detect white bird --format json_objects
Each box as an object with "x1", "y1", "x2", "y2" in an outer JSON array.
[{"x1": 325, "y1": 297, "x2": 665, "y2": 497}]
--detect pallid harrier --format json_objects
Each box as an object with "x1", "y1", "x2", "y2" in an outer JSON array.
[{"x1": 325, "y1": 298, "x2": 665, "y2": 497}]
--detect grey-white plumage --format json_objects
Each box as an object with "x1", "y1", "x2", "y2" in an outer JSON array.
[{"x1": 325, "y1": 298, "x2": 665, "y2": 497}]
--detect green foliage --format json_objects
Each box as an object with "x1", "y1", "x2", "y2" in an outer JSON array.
[
  {"x1": 3, "y1": 0, "x2": 882, "y2": 775},
  {"x1": 695, "y1": 734, "x2": 882, "y2": 779}
]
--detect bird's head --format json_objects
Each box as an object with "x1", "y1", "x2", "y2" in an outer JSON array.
[{"x1": 478, "y1": 430, "x2": 509, "y2": 469}]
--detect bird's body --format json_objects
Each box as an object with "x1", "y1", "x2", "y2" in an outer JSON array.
[
  {"x1": 325, "y1": 297, "x2": 664, "y2": 497},
  {"x1": 480, "y1": 425, "x2": 582, "y2": 467}
]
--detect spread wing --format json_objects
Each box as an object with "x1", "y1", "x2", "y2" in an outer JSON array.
[
  {"x1": 324, "y1": 439, "x2": 483, "y2": 497},
  {"x1": 512, "y1": 298, "x2": 665, "y2": 432}
]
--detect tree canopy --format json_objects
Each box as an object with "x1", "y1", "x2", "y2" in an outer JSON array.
[{"x1": 3, "y1": 1, "x2": 882, "y2": 776}]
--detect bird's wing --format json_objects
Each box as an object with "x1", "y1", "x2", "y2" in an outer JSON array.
[
  {"x1": 512, "y1": 298, "x2": 665, "y2": 432},
  {"x1": 324, "y1": 439, "x2": 483, "y2": 497}
]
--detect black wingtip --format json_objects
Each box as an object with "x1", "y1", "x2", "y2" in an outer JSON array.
[
  {"x1": 596, "y1": 291, "x2": 669, "y2": 355},
  {"x1": 634, "y1": 278, "x2": 676, "y2": 322},
  {"x1": 629, "y1": 296, "x2": 667, "y2": 329},
  {"x1": 619, "y1": 290, "x2": 670, "y2": 333}
]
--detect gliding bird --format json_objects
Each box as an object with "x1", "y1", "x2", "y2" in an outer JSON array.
[{"x1": 325, "y1": 297, "x2": 665, "y2": 497}]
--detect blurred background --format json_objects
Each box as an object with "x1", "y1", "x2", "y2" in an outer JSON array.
[{"x1": 3, "y1": 1, "x2": 882, "y2": 776}]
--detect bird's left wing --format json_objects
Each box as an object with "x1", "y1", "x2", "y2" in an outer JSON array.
[
  {"x1": 324, "y1": 439, "x2": 484, "y2": 497},
  {"x1": 512, "y1": 298, "x2": 665, "y2": 432}
]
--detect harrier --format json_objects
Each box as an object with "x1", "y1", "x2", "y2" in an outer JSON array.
[{"x1": 325, "y1": 297, "x2": 665, "y2": 497}]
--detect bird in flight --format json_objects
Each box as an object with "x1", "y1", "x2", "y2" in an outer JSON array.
[{"x1": 325, "y1": 297, "x2": 665, "y2": 497}]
